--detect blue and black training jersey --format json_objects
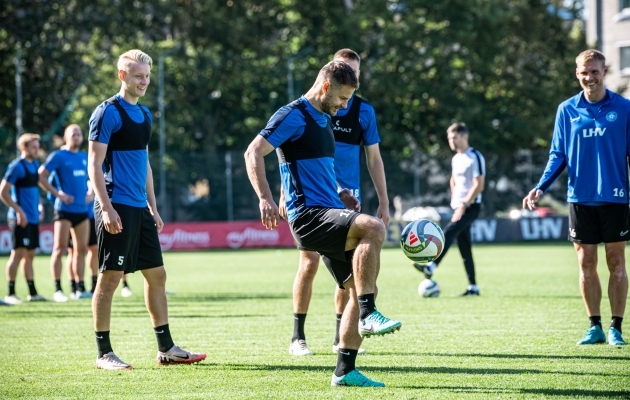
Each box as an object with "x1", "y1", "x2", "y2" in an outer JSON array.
[
  {"x1": 43, "y1": 149, "x2": 89, "y2": 213},
  {"x1": 331, "y1": 95, "x2": 380, "y2": 201},
  {"x1": 88, "y1": 94, "x2": 153, "y2": 208},
  {"x1": 3, "y1": 158, "x2": 40, "y2": 224},
  {"x1": 87, "y1": 199, "x2": 95, "y2": 219},
  {"x1": 259, "y1": 96, "x2": 343, "y2": 222},
  {"x1": 536, "y1": 89, "x2": 630, "y2": 204}
]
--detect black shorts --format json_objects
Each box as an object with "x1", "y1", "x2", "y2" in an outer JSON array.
[
  {"x1": 88, "y1": 217, "x2": 97, "y2": 246},
  {"x1": 321, "y1": 251, "x2": 355, "y2": 288},
  {"x1": 95, "y1": 202, "x2": 163, "y2": 274},
  {"x1": 290, "y1": 207, "x2": 360, "y2": 287},
  {"x1": 54, "y1": 210, "x2": 89, "y2": 227},
  {"x1": 68, "y1": 218, "x2": 97, "y2": 248},
  {"x1": 568, "y1": 203, "x2": 630, "y2": 244},
  {"x1": 8, "y1": 220, "x2": 39, "y2": 250}
]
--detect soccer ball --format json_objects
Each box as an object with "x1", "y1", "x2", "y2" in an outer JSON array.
[
  {"x1": 418, "y1": 278, "x2": 441, "y2": 298},
  {"x1": 400, "y1": 219, "x2": 445, "y2": 263}
]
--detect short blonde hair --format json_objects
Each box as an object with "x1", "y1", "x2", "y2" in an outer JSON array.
[
  {"x1": 575, "y1": 49, "x2": 606, "y2": 66},
  {"x1": 117, "y1": 49, "x2": 153, "y2": 72},
  {"x1": 64, "y1": 124, "x2": 82, "y2": 135},
  {"x1": 17, "y1": 133, "x2": 40, "y2": 149}
]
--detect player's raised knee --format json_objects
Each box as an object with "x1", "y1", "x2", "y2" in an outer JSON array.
[{"x1": 352, "y1": 214, "x2": 385, "y2": 242}]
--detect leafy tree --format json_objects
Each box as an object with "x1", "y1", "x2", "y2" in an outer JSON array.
[{"x1": 0, "y1": 0, "x2": 586, "y2": 220}]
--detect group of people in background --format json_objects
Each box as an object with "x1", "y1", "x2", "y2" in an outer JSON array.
[
  {"x1": 0, "y1": 125, "x2": 133, "y2": 306},
  {"x1": 5, "y1": 49, "x2": 207, "y2": 369},
  {"x1": 0, "y1": 45, "x2": 626, "y2": 386}
]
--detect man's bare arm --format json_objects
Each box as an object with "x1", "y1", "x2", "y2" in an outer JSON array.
[
  {"x1": 145, "y1": 148, "x2": 158, "y2": 214},
  {"x1": 88, "y1": 142, "x2": 111, "y2": 209},
  {"x1": 244, "y1": 136, "x2": 279, "y2": 229},
  {"x1": 89, "y1": 141, "x2": 122, "y2": 233},
  {"x1": 38, "y1": 167, "x2": 74, "y2": 204},
  {"x1": 365, "y1": 143, "x2": 390, "y2": 226},
  {"x1": 462, "y1": 175, "x2": 485, "y2": 207}
]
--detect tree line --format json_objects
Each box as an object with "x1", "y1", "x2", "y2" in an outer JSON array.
[{"x1": 0, "y1": 0, "x2": 586, "y2": 220}]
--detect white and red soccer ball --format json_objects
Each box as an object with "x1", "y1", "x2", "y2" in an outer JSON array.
[{"x1": 400, "y1": 219, "x2": 445, "y2": 263}]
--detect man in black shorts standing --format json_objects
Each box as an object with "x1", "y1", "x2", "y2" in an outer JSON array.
[
  {"x1": 1, "y1": 133, "x2": 47, "y2": 304},
  {"x1": 245, "y1": 60, "x2": 401, "y2": 387},
  {"x1": 39, "y1": 124, "x2": 92, "y2": 302},
  {"x1": 523, "y1": 50, "x2": 629, "y2": 346},
  {"x1": 88, "y1": 49, "x2": 205, "y2": 370}
]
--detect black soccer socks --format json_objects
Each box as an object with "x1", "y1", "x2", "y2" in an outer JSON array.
[
  {"x1": 292, "y1": 313, "x2": 307, "y2": 342},
  {"x1": 154, "y1": 324, "x2": 175, "y2": 353},
  {"x1": 611, "y1": 316, "x2": 623, "y2": 334},
  {"x1": 333, "y1": 314, "x2": 342, "y2": 346},
  {"x1": 26, "y1": 280, "x2": 37, "y2": 296},
  {"x1": 334, "y1": 348, "x2": 358, "y2": 377},
  {"x1": 95, "y1": 331, "x2": 113, "y2": 358},
  {"x1": 358, "y1": 294, "x2": 376, "y2": 320},
  {"x1": 589, "y1": 316, "x2": 602, "y2": 328}
]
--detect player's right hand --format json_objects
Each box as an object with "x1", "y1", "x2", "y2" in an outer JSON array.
[
  {"x1": 522, "y1": 188, "x2": 543, "y2": 210},
  {"x1": 102, "y1": 206, "x2": 123, "y2": 234},
  {"x1": 16, "y1": 209, "x2": 28, "y2": 228},
  {"x1": 58, "y1": 190, "x2": 74, "y2": 205},
  {"x1": 338, "y1": 188, "x2": 360, "y2": 211},
  {"x1": 259, "y1": 198, "x2": 279, "y2": 230}
]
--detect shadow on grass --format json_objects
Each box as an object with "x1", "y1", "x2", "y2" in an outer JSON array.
[
  {"x1": 196, "y1": 363, "x2": 621, "y2": 377},
  {"x1": 411, "y1": 386, "x2": 630, "y2": 398},
  {"x1": 1, "y1": 310, "x2": 274, "y2": 319},
  {"x1": 521, "y1": 388, "x2": 630, "y2": 398},
  {"x1": 504, "y1": 295, "x2": 583, "y2": 299},
  {"x1": 170, "y1": 314, "x2": 276, "y2": 318},
  {"x1": 375, "y1": 352, "x2": 630, "y2": 362},
  {"x1": 170, "y1": 293, "x2": 291, "y2": 302}
]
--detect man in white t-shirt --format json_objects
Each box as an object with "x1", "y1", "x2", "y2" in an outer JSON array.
[{"x1": 414, "y1": 123, "x2": 486, "y2": 296}]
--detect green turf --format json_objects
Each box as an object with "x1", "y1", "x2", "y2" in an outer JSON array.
[{"x1": 1, "y1": 244, "x2": 629, "y2": 399}]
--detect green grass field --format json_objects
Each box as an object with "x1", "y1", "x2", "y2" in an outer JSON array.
[{"x1": 1, "y1": 244, "x2": 629, "y2": 399}]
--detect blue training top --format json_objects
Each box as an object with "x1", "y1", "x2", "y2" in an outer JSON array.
[
  {"x1": 332, "y1": 95, "x2": 380, "y2": 201},
  {"x1": 43, "y1": 149, "x2": 89, "y2": 213},
  {"x1": 3, "y1": 158, "x2": 40, "y2": 224},
  {"x1": 536, "y1": 89, "x2": 630, "y2": 204},
  {"x1": 259, "y1": 96, "x2": 343, "y2": 222},
  {"x1": 88, "y1": 94, "x2": 153, "y2": 208},
  {"x1": 87, "y1": 199, "x2": 95, "y2": 219}
]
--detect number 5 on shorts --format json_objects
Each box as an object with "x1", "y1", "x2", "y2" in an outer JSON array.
[{"x1": 118, "y1": 256, "x2": 124, "y2": 265}]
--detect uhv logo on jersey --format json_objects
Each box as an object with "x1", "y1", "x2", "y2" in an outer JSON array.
[
  {"x1": 582, "y1": 127, "x2": 605, "y2": 138},
  {"x1": 333, "y1": 120, "x2": 352, "y2": 133},
  {"x1": 73, "y1": 170, "x2": 86, "y2": 177}
]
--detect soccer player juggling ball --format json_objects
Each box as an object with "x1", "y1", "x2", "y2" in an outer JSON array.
[{"x1": 245, "y1": 60, "x2": 401, "y2": 387}]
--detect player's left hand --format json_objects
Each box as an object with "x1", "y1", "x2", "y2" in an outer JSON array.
[
  {"x1": 523, "y1": 188, "x2": 543, "y2": 210},
  {"x1": 152, "y1": 212, "x2": 164, "y2": 233},
  {"x1": 58, "y1": 190, "x2": 74, "y2": 205},
  {"x1": 451, "y1": 205, "x2": 465, "y2": 222},
  {"x1": 376, "y1": 203, "x2": 390, "y2": 227},
  {"x1": 338, "y1": 189, "x2": 360, "y2": 211}
]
